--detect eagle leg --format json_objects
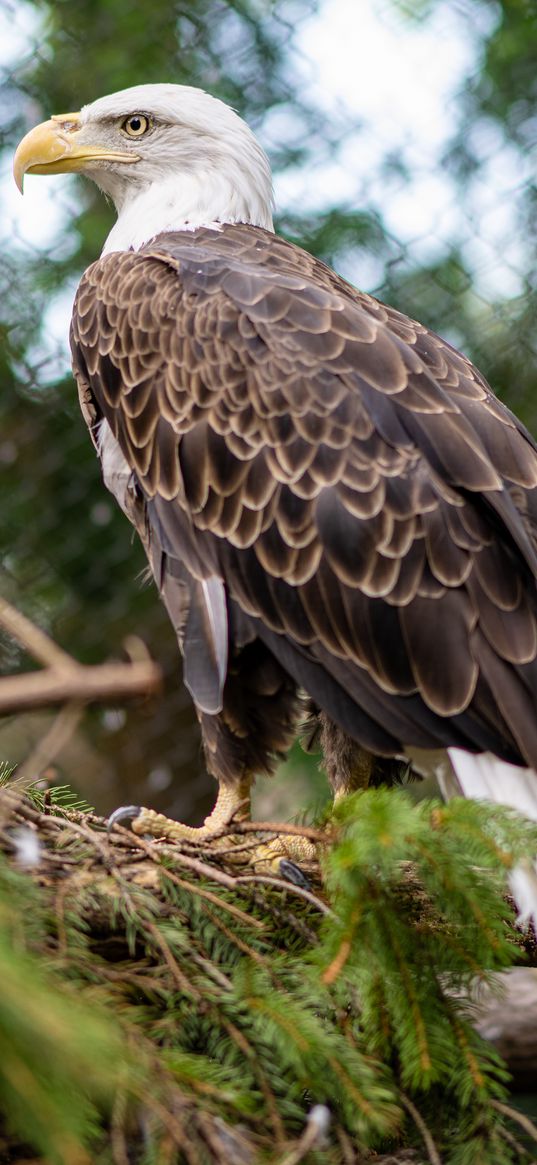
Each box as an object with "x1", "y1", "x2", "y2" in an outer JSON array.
[
  {"x1": 246, "y1": 835, "x2": 318, "y2": 887},
  {"x1": 317, "y1": 712, "x2": 376, "y2": 798},
  {"x1": 108, "y1": 777, "x2": 252, "y2": 841},
  {"x1": 108, "y1": 782, "x2": 318, "y2": 887},
  {"x1": 234, "y1": 713, "x2": 375, "y2": 886}
]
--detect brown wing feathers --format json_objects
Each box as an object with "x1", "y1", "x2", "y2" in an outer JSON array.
[{"x1": 70, "y1": 223, "x2": 537, "y2": 770}]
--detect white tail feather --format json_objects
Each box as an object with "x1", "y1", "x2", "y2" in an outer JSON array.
[
  {"x1": 447, "y1": 749, "x2": 537, "y2": 822},
  {"x1": 446, "y1": 748, "x2": 537, "y2": 929}
]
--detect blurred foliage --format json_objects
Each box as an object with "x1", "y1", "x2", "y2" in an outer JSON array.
[
  {"x1": 462, "y1": 0, "x2": 537, "y2": 153},
  {"x1": 0, "y1": 0, "x2": 536, "y2": 819}
]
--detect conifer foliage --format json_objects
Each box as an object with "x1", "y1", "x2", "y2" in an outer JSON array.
[{"x1": 0, "y1": 774, "x2": 536, "y2": 1164}]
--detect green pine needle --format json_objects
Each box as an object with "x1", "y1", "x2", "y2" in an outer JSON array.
[{"x1": 0, "y1": 782, "x2": 534, "y2": 1163}]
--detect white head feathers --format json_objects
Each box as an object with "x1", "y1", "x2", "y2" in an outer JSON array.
[{"x1": 78, "y1": 84, "x2": 274, "y2": 252}]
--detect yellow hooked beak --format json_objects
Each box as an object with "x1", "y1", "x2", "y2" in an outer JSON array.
[{"x1": 13, "y1": 111, "x2": 139, "y2": 192}]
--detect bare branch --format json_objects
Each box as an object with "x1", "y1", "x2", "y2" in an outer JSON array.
[
  {"x1": 15, "y1": 701, "x2": 84, "y2": 784},
  {"x1": 0, "y1": 659, "x2": 161, "y2": 713},
  {"x1": 491, "y1": 1100, "x2": 537, "y2": 1144},
  {"x1": 0, "y1": 598, "x2": 161, "y2": 715},
  {"x1": 0, "y1": 596, "x2": 76, "y2": 671},
  {"x1": 399, "y1": 1094, "x2": 442, "y2": 1165}
]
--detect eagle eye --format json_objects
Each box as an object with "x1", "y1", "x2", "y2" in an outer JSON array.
[{"x1": 121, "y1": 114, "x2": 151, "y2": 138}]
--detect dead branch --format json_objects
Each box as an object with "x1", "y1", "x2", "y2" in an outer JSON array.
[
  {"x1": 15, "y1": 702, "x2": 84, "y2": 784},
  {"x1": 0, "y1": 596, "x2": 161, "y2": 714}
]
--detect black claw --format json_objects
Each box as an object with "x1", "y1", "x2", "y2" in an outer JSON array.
[
  {"x1": 107, "y1": 805, "x2": 142, "y2": 832},
  {"x1": 278, "y1": 858, "x2": 311, "y2": 890}
]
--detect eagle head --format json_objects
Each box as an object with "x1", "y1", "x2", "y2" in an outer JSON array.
[{"x1": 14, "y1": 83, "x2": 274, "y2": 250}]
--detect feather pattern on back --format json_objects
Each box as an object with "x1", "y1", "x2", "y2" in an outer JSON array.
[{"x1": 70, "y1": 223, "x2": 537, "y2": 776}]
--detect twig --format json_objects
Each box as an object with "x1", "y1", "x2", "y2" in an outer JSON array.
[
  {"x1": 109, "y1": 824, "x2": 248, "y2": 893},
  {"x1": 188, "y1": 952, "x2": 233, "y2": 992},
  {"x1": 234, "y1": 873, "x2": 333, "y2": 915},
  {"x1": 158, "y1": 865, "x2": 265, "y2": 929},
  {"x1": 242, "y1": 885, "x2": 320, "y2": 945},
  {"x1": 204, "y1": 908, "x2": 276, "y2": 975},
  {"x1": 14, "y1": 701, "x2": 84, "y2": 785},
  {"x1": 116, "y1": 822, "x2": 322, "y2": 947},
  {"x1": 145, "y1": 921, "x2": 202, "y2": 1001},
  {"x1": 399, "y1": 1093, "x2": 442, "y2": 1165},
  {"x1": 129, "y1": 1082, "x2": 200, "y2": 1165},
  {"x1": 98, "y1": 966, "x2": 170, "y2": 996},
  {"x1": 111, "y1": 1087, "x2": 130, "y2": 1165},
  {"x1": 39, "y1": 812, "x2": 112, "y2": 861},
  {"x1": 335, "y1": 1125, "x2": 358, "y2": 1165},
  {"x1": 158, "y1": 847, "x2": 245, "y2": 889},
  {"x1": 496, "y1": 1124, "x2": 533, "y2": 1159},
  {"x1": 491, "y1": 1100, "x2": 537, "y2": 1143}
]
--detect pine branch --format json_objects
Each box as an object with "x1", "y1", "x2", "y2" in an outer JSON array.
[{"x1": 0, "y1": 779, "x2": 534, "y2": 1163}]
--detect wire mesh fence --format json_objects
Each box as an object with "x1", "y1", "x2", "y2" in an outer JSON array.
[{"x1": 0, "y1": 0, "x2": 536, "y2": 820}]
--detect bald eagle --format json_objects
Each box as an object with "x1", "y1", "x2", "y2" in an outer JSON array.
[{"x1": 13, "y1": 85, "x2": 537, "y2": 899}]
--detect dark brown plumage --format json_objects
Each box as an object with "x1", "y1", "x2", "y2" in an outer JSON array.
[{"x1": 70, "y1": 223, "x2": 537, "y2": 794}]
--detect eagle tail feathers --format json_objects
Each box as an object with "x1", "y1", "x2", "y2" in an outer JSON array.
[{"x1": 447, "y1": 746, "x2": 537, "y2": 929}]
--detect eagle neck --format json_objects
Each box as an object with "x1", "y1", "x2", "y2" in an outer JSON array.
[{"x1": 101, "y1": 169, "x2": 274, "y2": 254}]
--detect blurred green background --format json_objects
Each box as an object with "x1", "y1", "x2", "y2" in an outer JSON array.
[{"x1": 0, "y1": 0, "x2": 536, "y2": 826}]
